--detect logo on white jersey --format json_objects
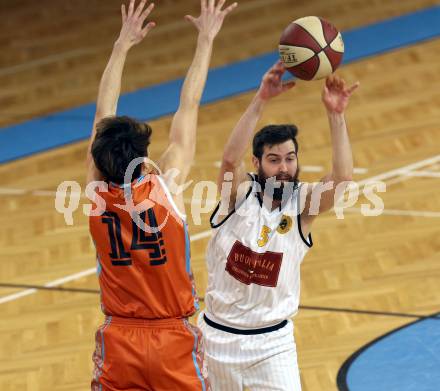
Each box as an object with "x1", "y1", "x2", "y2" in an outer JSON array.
[
  {"x1": 277, "y1": 215, "x2": 293, "y2": 234},
  {"x1": 226, "y1": 241, "x2": 283, "y2": 287}
]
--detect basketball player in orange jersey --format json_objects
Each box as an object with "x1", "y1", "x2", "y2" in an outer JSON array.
[
  {"x1": 86, "y1": 1, "x2": 237, "y2": 390},
  {"x1": 198, "y1": 61, "x2": 359, "y2": 390}
]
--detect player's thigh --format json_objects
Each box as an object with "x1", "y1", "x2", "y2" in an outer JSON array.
[
  {"x1": 197, "y1": 314, "x2": 244, "y2": 391},
  {"x1": 205, "y1": 355, "x2": 243, "y2": 391},
  {"x1": 243, "y1": 348, "x2": 302, "y2": 391},
  {"x1": 91, "y1": 322, "x2": 148, "y2": 390},
  {"x1": 149, "y1": 320, "x2": 210, "y2": 391}
]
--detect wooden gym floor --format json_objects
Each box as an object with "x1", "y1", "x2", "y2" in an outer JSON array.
[{"x1": 0, "y1": 1, "x2": 439, "y2": 390}]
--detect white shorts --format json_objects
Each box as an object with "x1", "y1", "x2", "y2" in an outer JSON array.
[{"x1": 198, "y1": 312, "x2": 302, "y2": 391}]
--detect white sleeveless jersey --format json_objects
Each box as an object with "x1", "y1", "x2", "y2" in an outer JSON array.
[{"x1": 204, "y1": 174, "x2": 313, "y2": 329}]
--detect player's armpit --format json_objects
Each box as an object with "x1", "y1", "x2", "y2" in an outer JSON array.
[
  {"x1": 158, "y1": 143, "x2": 192, "y2": 187},
  {"x1": 301, "y1": 174, "x2": 352, "y2": 226}
]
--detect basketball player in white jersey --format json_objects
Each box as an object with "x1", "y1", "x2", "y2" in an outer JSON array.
[{"x1": 198, "y1": 61, "x2": 359, "y2": 390}]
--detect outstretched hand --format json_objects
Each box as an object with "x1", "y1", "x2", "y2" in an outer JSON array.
[
  {"x1": 185, "y1": 0, "x2": 238, "y2": 41},
  {"x1": 257, "y1": 61, "x2": 296, "y2": 101},
  {"x1": 116, "y1": 0, "x2": 156, "y2": 51},
  {"x1": 322, "y1": 75, "x2": 359, "y2": 114}
]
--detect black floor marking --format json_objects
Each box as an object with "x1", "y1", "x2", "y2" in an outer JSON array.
[
  {"x1": 299, "y1": 305, "x2": 435, "y2": 320},
  {"x1": 0, "y1": 282, "x2": 436, "y2": 321},
  {"x1": 336, "y1": 310, "x2": 440, "y2": 391},
  {"x1": 0, "y1": 282, "x2": 99, "y2": 294}
]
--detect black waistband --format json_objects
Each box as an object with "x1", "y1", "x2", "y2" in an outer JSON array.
[{"x1": 203, "y1": 314, "x2": 287, "y2": 335}]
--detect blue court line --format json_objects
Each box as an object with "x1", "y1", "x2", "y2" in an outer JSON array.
[{"x1": 1, "y1": 5, "x2": 439, "y2": 164}]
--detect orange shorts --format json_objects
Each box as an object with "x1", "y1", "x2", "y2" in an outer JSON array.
[{"x1": 91, "y1": 316, "x2": 210, "y2": 391}]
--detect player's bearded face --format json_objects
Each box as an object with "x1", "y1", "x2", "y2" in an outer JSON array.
[{"x1": 257, "y1": 164, "x2": 299, "y2": 201}]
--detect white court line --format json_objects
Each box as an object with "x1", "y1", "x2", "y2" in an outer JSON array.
[
  {"x1": 402, "y1": 170, "x2": 440, "y2": 178},
  {"x1": 356, "y1": 155, "x2": 440, "y2": 186},
  {"x1": 44, "y1": 268, "x2": 98, "y2": 288},
  {"x1": 0, "y1": 188, "x2": 27, "y2": 195},
  {"x1": 0, "y1": 187, "x2": 84, "y2": 198},
  {"x1": 0, "y1": 188, "x2": 54, "y2": 197},
  {"x1": 0, "y1": 288, "x2": 38, "y2": 304},
  {"x1": 389, "y1": 170, "x2": 440, "y2": 184},
  {"x1": 301, "y1": 166, "x2": 368, "y2": 174},
  {"x1": 1, "y1": 154, "x2": 439, "y2": 305},
  {"x1": 0, "y1": 268, "x2": 97, "y2": 305},
  {"x1": 213, "y1": 162, "x2": 368, "y2": 174},
  {"x1": 189, "y1": 230, "x2": 212, "y2": 242},
  {"x1": 375, "y1": 161, "x2": 440, "y2": 187},
  {"x1": 0, "y1": 232, "x2": 212, "y2": 305},
  {"x1": 32, "y1": 190, "x2": 59, "y2": 197},
  {"x1": 384, "y1": 175, "x2": 414, "y2": 187},
  {"x1": 0, "y1": 165, "x2": 375, "y2": 199},
  {"x1": 343, "y1": 155, "x2": 440, "y2": 202},
  {"x1": 353, "y1": 167, "x2": 369, "y2": 174},
  {"x1": 301, "y1": 165, "x2": 324, "y2": 172},
  {"x1": 345, "y1": 207, "x2": 440, "y2": 218}
]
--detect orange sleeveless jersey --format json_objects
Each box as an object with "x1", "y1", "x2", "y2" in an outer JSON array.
[{"x1": 89, "y1": 174, "x2": 198, "y2": 319}]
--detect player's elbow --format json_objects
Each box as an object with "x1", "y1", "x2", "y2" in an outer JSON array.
[
  {"x1": 179, "y1": 96, "x2": 200, "y2": 110},
  {"x1": 332, "y1": 173, "x2": 353, "y2": 184},
  {"x1": 221, "y1": 154, "x2": 241, "y2": 170}
]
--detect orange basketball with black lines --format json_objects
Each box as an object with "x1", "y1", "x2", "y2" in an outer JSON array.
[{"x1": 279, "y1": 16, "x2": 344, "y2": 81}]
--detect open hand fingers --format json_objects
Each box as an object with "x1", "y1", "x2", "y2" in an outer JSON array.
[
  {"x1": 268, "y1": 60, "x2": 285, "y2": 77},
  {"x1": 184, "y1": 14, "x2": 197, "y2": 25},
  {"x1": 326, "y1": 75, "x2": 334, "y2": 89},
  {"x1": 127, "y1": 0, "x2": 135, "y2": 17},
  {"x1": 346, "y1": 81, "x2": 360, "y2": 95},
  {"x1": 134, "y1": 0, "x2": 147, "y2": 18},
  {"x1": 273, "y1": 60, "x2": 285, "y2": 71},
  {"x1": 140, "y1": 3, "x2": 155, "y2": 23},
  {"x1": 121, "y1": 4, "x2": 127, "y2": 23},
  {"x1": 281, "y1": 80, "x2": 296, "y2": 92},
  {"x1": 333, "y1": 75, "x2": 343, "y2": 91},
  {"x1": 216, "y1": 0, "x2": 226, "y2": 12},
  {"x1": 326, "y1": 74, "x2": 347, "y2": 92},
  {"x1": 222, "y1": 1, "x2": 238, "y2": 16},
  {"x1": 194, "y1": 0, "x2": 237, "y2": 38},
  {"x1": 338, "y1": 77, "x2": 345, "y2": 92},
  {"x1": 141, "y1": 21, "x2": 156, "y2": 37}
]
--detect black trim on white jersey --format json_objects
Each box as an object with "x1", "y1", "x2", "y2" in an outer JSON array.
[
  {"x1": 297, "y1": 183, "x2": 313, "y2": 248},
  {"x1": 209, "y1": 173, "x2": 254, "y2": 229},
  {"x1": 204, "y1": 313, "x2": 288, "y2": 335}
]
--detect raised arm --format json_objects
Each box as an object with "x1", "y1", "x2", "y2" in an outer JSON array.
[
  {"x1": 301, "y1": 75, "x2": 359, "y2": 232},
  {"x1": 86, "y1": 0, "x2": 156, "y2": 184},
  {"x1": 158, "y1": 0, "x2": 237, "y2": 186},
  {"x1": 218, "y1": 61, "x2": 295, "y2": 213}
]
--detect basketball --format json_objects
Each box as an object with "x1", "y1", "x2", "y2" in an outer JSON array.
[{"x1": 279, "y1": 16, "x2": 344, "y2": 81}]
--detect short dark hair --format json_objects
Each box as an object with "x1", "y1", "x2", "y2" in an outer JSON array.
[
  {"x1": 91, "y1": 116, "x2": 152, "y2": 183},
  {"x1": 252, "y1": 124, "x2": 299, "y2": 160}
]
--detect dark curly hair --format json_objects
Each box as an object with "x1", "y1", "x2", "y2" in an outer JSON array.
[
  {"x1": 252, "y1": 124, "x2": 298, "y2": 160},
  {"x1": 91, "y1": 116, "x2": 152, "y2": 183}
]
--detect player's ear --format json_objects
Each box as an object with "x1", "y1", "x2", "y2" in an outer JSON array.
[
  {"x1": 143, "y1": 157, "x2": 159, "y2": 175},
  {"x1": 252, "y1": 155, "x2": 260, "y2": 171}
]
